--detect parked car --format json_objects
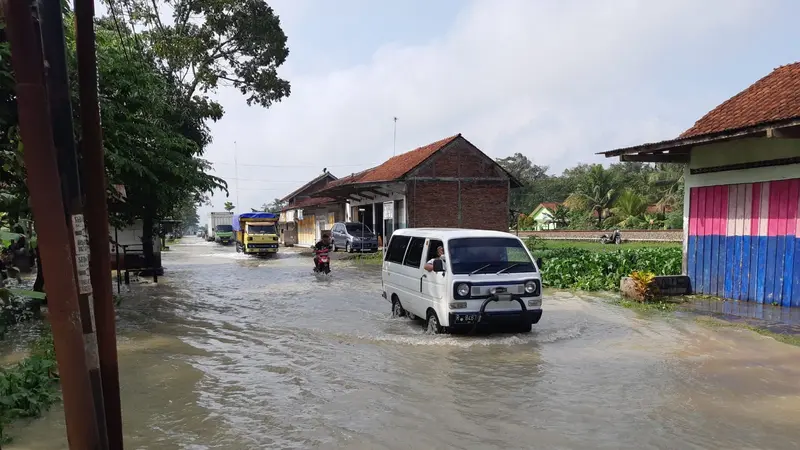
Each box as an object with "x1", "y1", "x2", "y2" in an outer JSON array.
[{"x1": 330, "y1": 222, "x2": 379, "y2": 253}]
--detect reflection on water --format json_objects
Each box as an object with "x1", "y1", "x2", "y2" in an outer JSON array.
[{"x1": 6, "y1": 237, "x2": 800, "y2": 449}]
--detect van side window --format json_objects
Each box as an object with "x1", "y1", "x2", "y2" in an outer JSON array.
[
  {"x1": 403, "y1": 237, "x2": 425, "y2": 268},
  {"x1": 426, "y1": 240, "x2": 444, "y2": 262},
  {"x1": 386, "y1": 235, "x2": 411, "y2": 264}
]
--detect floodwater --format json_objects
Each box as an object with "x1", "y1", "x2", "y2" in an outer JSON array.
[{"x1": 7, "y1": 237, "x2": 800, "y2": 449}]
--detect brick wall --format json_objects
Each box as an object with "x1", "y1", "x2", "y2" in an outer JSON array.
[{"x1": 406, "y1": 180, "x2": 508, "y2": 231}]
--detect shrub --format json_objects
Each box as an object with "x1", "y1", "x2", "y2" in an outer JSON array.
[
  {"x1": 629, "y1": 270, "x2": 657, "y2": 302},
  {"x1": 530, "y1": 245, "x2": 682, "y2": 291}
]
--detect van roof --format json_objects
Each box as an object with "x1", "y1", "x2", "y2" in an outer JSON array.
[{"x1": 391, "y1": 228, "x2": 518, "y2": 240}]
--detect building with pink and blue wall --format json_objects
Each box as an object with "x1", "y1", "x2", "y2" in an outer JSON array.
[{"x1": 601, "y1": 62, "x2": 800, "y2": 307}]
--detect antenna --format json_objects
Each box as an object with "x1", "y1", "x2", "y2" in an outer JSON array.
[
  {"x1": 234, "y1": 141, "x2": 240, "y2": 212},
  {"x1": 393, "y1": 117, "x2": 398, "y2": 156}
]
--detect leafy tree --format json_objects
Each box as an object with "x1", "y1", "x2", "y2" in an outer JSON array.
[
  {"x1": 261, "y1": 198, "x2": 285, "y2": 213},
  {"x1": 572, "y1": 165, "x2": 619, "y2": 228},
  {"x1": 649, "y1": 163, "x2": 684, "y2": 214},
  {"x1": 551, "y1": 205, "x2": 570, "y2": 228},
  {"x1": 223, "y1": 201, "x2": 235, "y2": 211},
  {"x1": 106, "y1": 0, "x2": 291, "y2": 108},
  {"x1": 613, "y1": 189, "x2": 648, "y2": 219}
]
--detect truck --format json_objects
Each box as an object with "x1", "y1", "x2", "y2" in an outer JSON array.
[
  {"x1": 233, "y1": 212, "x2": 280, "y2": 256},
  {"x1": 207, "y1": 212, "x2": 234, "y2": 245}
]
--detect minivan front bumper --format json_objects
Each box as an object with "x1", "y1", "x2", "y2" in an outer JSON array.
[{"x1": 447, "y1": 295, "x2": 542, "y2": 332}]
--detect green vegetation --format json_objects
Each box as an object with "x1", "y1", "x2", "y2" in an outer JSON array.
[
  {"x1": 0, "y1": 289, "x2": 42, "y2": 340},
  {"x1": 695, "y1": 316, "x2": 800, "y2": 347},
  {"x1": 345, "y1": 251, "x2": 384, "y2": 265},
  {"x1": 0, "y1": 329, "x2": 59, "y2": 444},
  {"x1": 613, "y1": 299, "x2": 681, "y2": 314},
  {"x1": 498, "y1": 154, "x2": 684, "y2": 231},
  {"x1": 529, "y1": 241, "x2": 682, "y2": 291},
  {"x1": 529, "y1": 238, "x2": 680, "y2": 252}
]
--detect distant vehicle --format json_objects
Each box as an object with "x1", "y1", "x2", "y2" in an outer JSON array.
[
  {"x1": 382, "y1": 228, "x2": 543, "y2": 334},
  {"x1": 233, "y1": 212, "x2": 280, "y2": 256},
  {"x1": 599, "y1": 229, "x2": 622, "y2": 245},
  {"x1": 330, "y1": 222, "x2": 379, "y2": 253},
  {"x1": 207, "y1": 212, "x2": 234, "y2": 244},
  {"x1": 313, "y1": 248, "x2": 331, "y2": 274}
]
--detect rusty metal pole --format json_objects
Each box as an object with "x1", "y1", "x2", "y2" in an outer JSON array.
[
  {"x1": 72, "y1": 0, "x2": 124, "y2": 446},
  {"x1": 37, "y1": 1, "x2": 110, "y2": 447},
  {"x1": 4, "y1": 1, "x2": 101, "y2": 448}
]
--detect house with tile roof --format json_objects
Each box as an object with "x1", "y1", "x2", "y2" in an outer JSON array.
[
  {"x1": 311, "y1": 134, "x2": 521, "y2": 240},
  {"x1": 529, "y1": 202, "x2": 561, "y2": 230},
  {"x1": 600, "y1": 62, "x2": 800, "y2": 307},
  {"x1": 278, "y1": 170, "x2": 346, "y2": 247}
]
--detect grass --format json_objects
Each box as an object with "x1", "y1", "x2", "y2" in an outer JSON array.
[
  {"x1": 613, "y1": 298, "x2": 684, "y2": 314},
  {"x1": 532, "y1": 240, "x2": 681, "y2": 252},
  {"x1": 344, "y1": 251, "x2": 384, "y2": 265},
  {"x1": 0, "y1": 329, "x2": 59, "y2": 444},
  {"x1": 694, "y1": 316, "x2": 800, "y2": 347}
]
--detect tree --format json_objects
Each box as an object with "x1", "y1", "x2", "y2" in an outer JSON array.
[
  {"x1": 551, "y1": 205, "x2": 570, "y2": 228},
  {"x1": 224, "y1": 201, "x2": 235, "y2": 211},
  {"x1": 572, "y1": 165, "x2": 619, "y2": 228},
  {"x1": 496, "y1": 153, "x2": 551, "y2": 222},
  {"x1": 649, "y1": 163, "x2": 685, "y2": 214},
  {"x1": 106, "y1": 0, "x2": 291, "y2": 108},
  {"x1": 261, "y1": 198, "x2": 285, "y2": 213}
]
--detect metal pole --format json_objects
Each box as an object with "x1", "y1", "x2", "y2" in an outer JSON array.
[
  {"x1": 115, "y1": 228, "x2": 121, "y2": 295},
  {"x1": 39, "y1": 1, "x2": 110, "y2": 446},
  {"x1": 393, "y1": 117, "x2": 397, "y2": 156},
  {"x1": 4, "y1": 1, "x2": 101, "y2": 447},
  {"x1": 234, "y1": 140, "x2": 240, "y2": 212},
  {"x1": 73, "y1": 0, "x2": 124, "y2": 438}
]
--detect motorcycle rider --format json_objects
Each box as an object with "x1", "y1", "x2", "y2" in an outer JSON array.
[{"x1": 313, "y1": 233, "x2": 333, "y2": 271}]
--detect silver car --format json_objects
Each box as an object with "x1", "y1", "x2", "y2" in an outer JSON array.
[{"x1": 331, "y1": 222, "x2": 379, "y2": 253}]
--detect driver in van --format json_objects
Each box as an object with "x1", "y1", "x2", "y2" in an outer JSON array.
[
  {"x1": 424, "y1": 245, "x2": 445, "y2": 272},
  {"x1": 313, "y1": 233, "x2": 333, "y2": 270}
]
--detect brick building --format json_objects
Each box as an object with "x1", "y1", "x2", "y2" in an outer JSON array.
[
  {"x1": 601, "y1": 62, "x2": 800, "y2": 307},
  {"x1": 312, "y1": 134, "x2": 520, "y2": 241},
  {"x1": 278, "y1": 170, "x2": 346, "y2": 246}
]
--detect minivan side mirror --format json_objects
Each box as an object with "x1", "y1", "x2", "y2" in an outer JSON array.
[
  {"x1": 433, "y1": 259, "x2": 445, "y2": 273},
  {"x1": 536, "y1": 257, "x2": 543, "y2": 270}
]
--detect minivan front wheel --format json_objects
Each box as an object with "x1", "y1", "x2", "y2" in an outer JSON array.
[
  {"x1": 392, "y1": 298, "x2": 406, "y2": 318},
  {"x1": 426, "y1": 310, "x2": 443, "y2": 334}
]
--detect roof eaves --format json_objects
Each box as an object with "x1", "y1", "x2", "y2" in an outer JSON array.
[{"x1": 280, "y1": 172, "x2": 338, "y2": 202}]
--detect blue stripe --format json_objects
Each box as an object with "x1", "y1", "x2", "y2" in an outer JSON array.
[
  {"x1": 696, "y1": 234, "x2": 705, "y2": 294},
  {"x1": 740, "y1": 236, "x2": 752, "y2": 301},
  {"x1": 776, "y1": 236, "x2": 788, "y2": 307},
  {"x1": 687, "y1": 236, "x2": 697, "y2": 293},
  {"x1": 748, "y1": 235, "x2": 759, "y2": 302},
  {"x1": 709, "y1": 233, "x2": 719, "y2": 296},
  {"x1": 765, "y1": 235, "x2": 777, "y2": 304},
  {"x1": 756, "y1": 236, "x2": 768, "y2": 303},
  {"x1": 703, "y1": 235, "x2": 712, "y2": 296},
  {"x1": 724, "y1": 236, "x2": 734, "y2": 298},
  {"x1": 717, "y1": 234, "x2": 726, "y2": 296},
  {"x1": 793, "y1": 237, "x2": 800, "y2": 307},
  {"x1": 783, "y1": 236, "x2": 795, "y2": 306}
]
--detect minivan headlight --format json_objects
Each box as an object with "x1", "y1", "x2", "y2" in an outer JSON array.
[
  {"x1": 456, "y1": 283, "x2": 470, "y2": 297},
  {"x1": 524, "y1": 280, "x2": 537, "y2": 294}
]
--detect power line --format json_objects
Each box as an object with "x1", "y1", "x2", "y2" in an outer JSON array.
[{"x1": 212, "y1": 161, "x2": 376, "y2": 168}]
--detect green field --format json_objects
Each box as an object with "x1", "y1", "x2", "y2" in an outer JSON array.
[{"x1": 531, "y1": 240, "x2": 681, "y2": 252}]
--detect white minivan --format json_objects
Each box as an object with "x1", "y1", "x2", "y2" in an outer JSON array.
[{"x1": 381, "y1": 228, "x2": 543, "y2": 334}]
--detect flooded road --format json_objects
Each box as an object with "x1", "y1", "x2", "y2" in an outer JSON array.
[{"x1": 8, "y1": 237, "x2": 800, "y2": 449}]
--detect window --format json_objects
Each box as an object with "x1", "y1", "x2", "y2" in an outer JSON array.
[
  {"x1": 346, "y1": 223, "x2": 372, "y2": 234},
  {"x1": 426, "y1": 240, "x2": 444, "y2": 262},
  {"x1": 216, "y1": 225, "x2": 233, "y2": 232},
  {"x1": 447, "y1": 237, "x2": 536, "y2": 275},
  {"x1": 403, "y1": 237, "x2": 425, "y2": 268},
  {"x1": 248, "y1": 224, "x2": 276, "y2": 234},
  {"x1": 386, "y1": 235, "x2": 410, "y2": 264}
]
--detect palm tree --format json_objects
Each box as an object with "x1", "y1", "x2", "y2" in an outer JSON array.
[
  {"x1": 613, "y1": 189, "x2": 648, "y2": 219},
  {"x1": 649, "y1": 164, "x2": 684, "y2": 214},
  {"x1": 573, "y1": 165, "x2": 619, "y2": 228},
  {"x1": 551, "y1": 205, "x2": 570, "y2": 228}
]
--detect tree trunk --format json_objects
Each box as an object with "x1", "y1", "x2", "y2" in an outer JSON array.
[
  {"x1": 33, "y1": 248, "x2": 44, "y2": 293},
  {"x1": 142, "y1": 213, "x2": 155, "y2": 274}
]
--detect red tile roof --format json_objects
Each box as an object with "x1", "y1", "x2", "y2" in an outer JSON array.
[
  {"x1": 538, "y1": 202, "x2": 560, "y2": 211},
  {"x1": 282, "y1": 196, "x2": 337, "y2": 211},
  {"x1": 681, "y1": 62, "x2": 800, "y2": 138},
  {"x1": 325, "y1": 134, "x2": 461, "y2": 188}
]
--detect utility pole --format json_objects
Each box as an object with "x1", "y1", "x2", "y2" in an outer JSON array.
[
  {"x1": 5, "y1": 1, "x2": 102, "y2": 447},
  {"x1": 73, "y1": 0, "x2": 124, "y2": 446},
  {"x1": 234, "y1": 141, "x2": 240, "y2": 212},
  {"x1": 393, "y1": 117, "x2": 398, "y2": 156}
]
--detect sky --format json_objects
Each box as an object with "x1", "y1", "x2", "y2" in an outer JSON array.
[{"x1": 98, "y1": 0, "x2": 800, "y2": 221}]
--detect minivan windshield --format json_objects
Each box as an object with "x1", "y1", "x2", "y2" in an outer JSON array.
[
  {"x1": 345, "y1": 223, "x2": 372, "y2": 234},
  {"x1": 215, "y1": 225, "x2": 233, "y2": 232},
  {"x1": 447, "y1": 237, "x2": 536, "y2": 275},
  {"x1": 247, "y1": 224, "x2": 276, "y2": 234}
]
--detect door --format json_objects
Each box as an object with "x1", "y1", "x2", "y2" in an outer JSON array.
[
  {"x1": 400, "y1": 237, "x2": 427, "y2": 317},
  {"x1": 421, "y1": 239, "x2": 446, "y2": 311}
]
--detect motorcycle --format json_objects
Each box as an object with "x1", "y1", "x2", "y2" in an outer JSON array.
[
  {"x1": 599, "y1": 229, "x2": 622, "y2": 245},
  {"x1": 313, "y1": 249, "x2": 331, "y2": 275}
]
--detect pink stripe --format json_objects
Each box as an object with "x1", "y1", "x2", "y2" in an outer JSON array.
[
  {"x1": 689, "y1": 187, "x2": 699, "y2": 236},
  {"x1": 787, "y1": 179, "x2": 800, "y2": 237},
  {"x1": 711, "y1": 186, "x2": 721, "y2": 235},
  {"x1": 776, "y1": 180, "x2": 790, "y2": 237},
  {"x1": 735, "y1": 184, "x2": 746, "y2": 237},
  {"x1": 750, "y1": 183, "x2": 761, "y2": 236},
  {"x1": 705, "y1": 186, "x2": 715, "y2": 237},
  {"x1": 759, "y1": 182, "x2": 770, "y2": 237},
  {"x1": 727, "y1": 184, "x2": 738, "y2": 237},
  {"x1": 768, "y1": 181, "x2": 780, "y2": 236},
  {"x1": 742, "y1": 183, "x2": 753, "y2": 236},
  {"x1": 719, "y1": 185, "x2": 729, "y2": 235},
  {"x1": 796, "y1": 181, "x2": 800, "y2": 237},
  {"x1": 698, "y1": 187, "x2": 708, "y2": 237}
]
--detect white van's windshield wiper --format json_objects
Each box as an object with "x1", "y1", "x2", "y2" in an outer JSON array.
[
  {"x1": 496, "y1": 263, "x2": 519, "y2": 274},
  {"x1": 470, "y1": 264, "x2": 492, "y2": 275}
]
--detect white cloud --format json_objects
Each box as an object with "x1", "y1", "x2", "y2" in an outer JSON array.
[{"x1": 198, "y1": 0, "x2": 775, "y2": 217}]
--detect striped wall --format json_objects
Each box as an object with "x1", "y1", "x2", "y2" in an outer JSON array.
[{"x1": 687, "y1": 179, "x2": 800, "y2": 306}]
